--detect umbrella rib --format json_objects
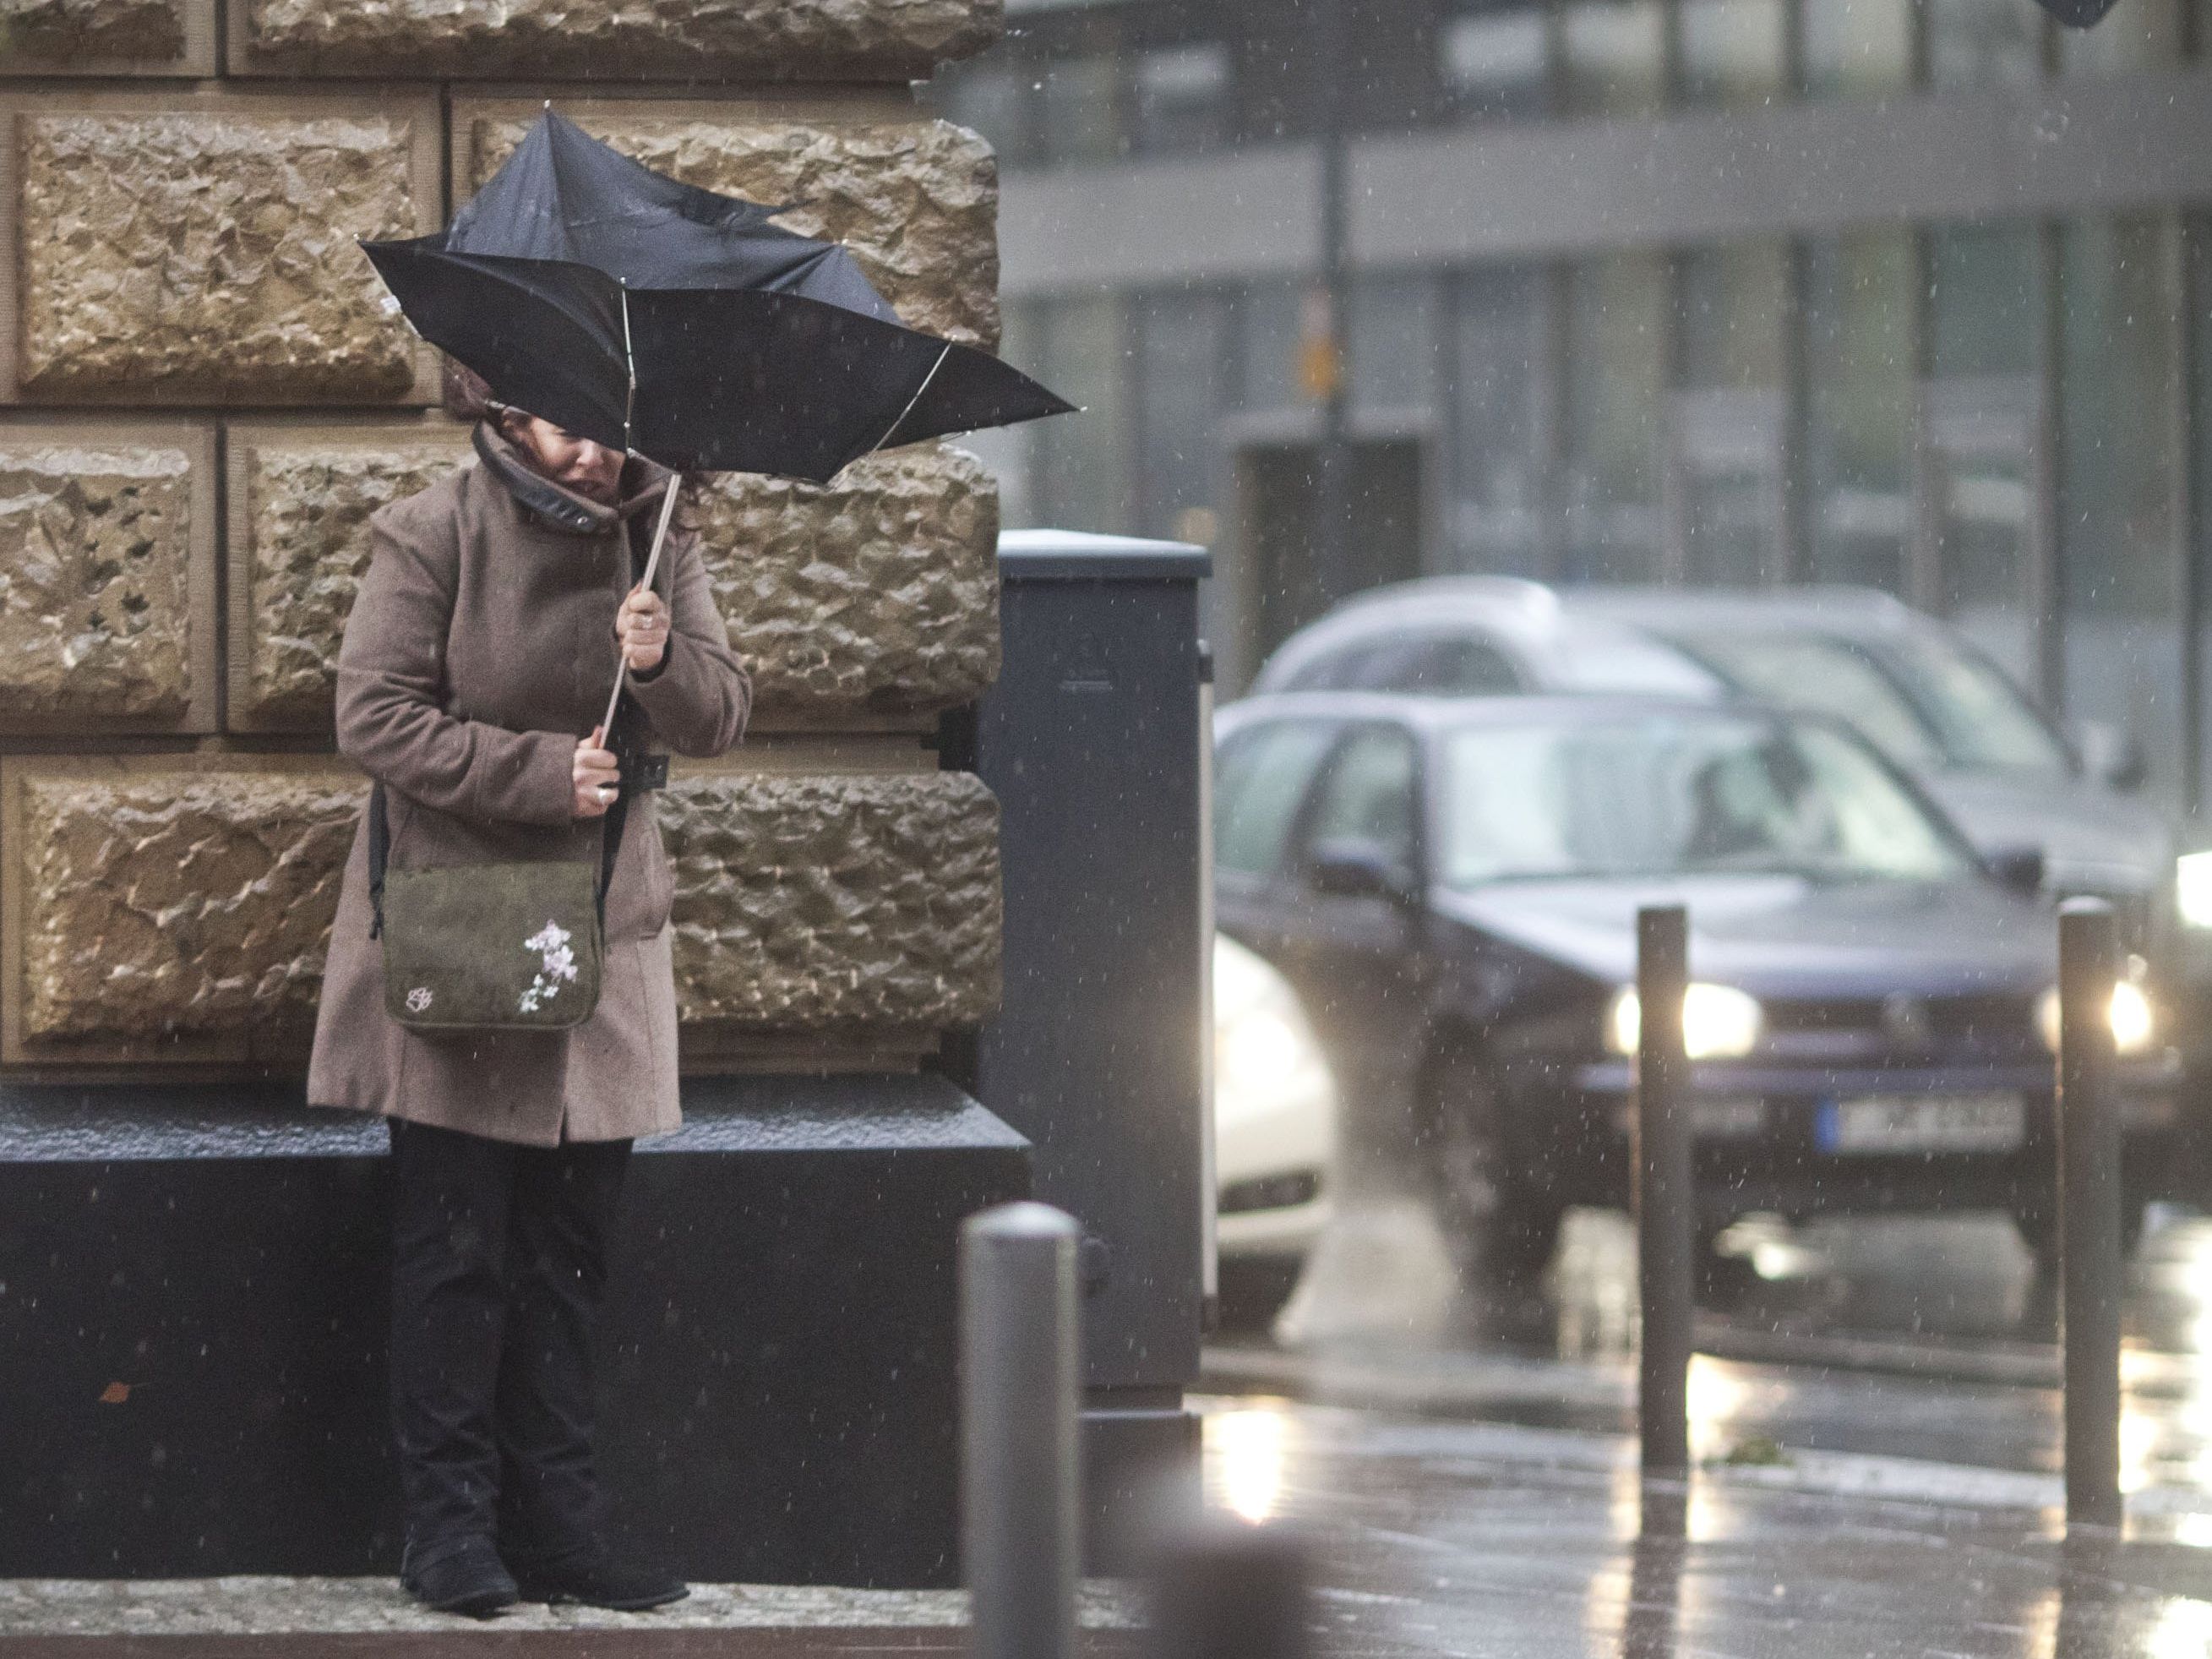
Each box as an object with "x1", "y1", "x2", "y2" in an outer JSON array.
[
  {"x1": 864, "y1": 341, "x2": 953, "y2": 459},
  {"x1": 619, "y1": 280, "x2": 637, "y2": 455}
]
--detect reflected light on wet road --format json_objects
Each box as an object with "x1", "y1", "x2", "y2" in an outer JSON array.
[
  {"x1": 1207, "y1": 1402, "x2": 1294, "y2": 1524},
  {"x1": 2144, "y1": 1596, "x2": 2212, "y2": 1659}
]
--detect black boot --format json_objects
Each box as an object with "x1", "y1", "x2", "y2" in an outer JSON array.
[
  {"x1": 400, "y1": 1536, "x2": 519, "y2": 1618},
  {"x1": 507, "y1": 1546, "x2": 689, "y2": 1612}
]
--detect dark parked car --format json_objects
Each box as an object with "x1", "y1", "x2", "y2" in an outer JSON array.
[{"x1": 1213, "y1": 692, "x2": 2182, "y2": 1280}]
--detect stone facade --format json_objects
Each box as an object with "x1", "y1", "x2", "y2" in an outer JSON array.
[
  {"x1": 238, "y1": 0, "x2": 999, "y2": 80},
  {"x1": 9, "y1": 761, "x2": 361, "y2": 1053},
  {"x1": 3, "y1": 757, "x2": 1000, "y2": 1060},
  {"x1": 226, "y1": 426, "x2": 472, "y2": 731},
  {"x1": 694, "y1": 443, "x2": 1000, "y2": 721},
  {"x1": 0, "y1": 8, "x2": 1008, "y2": 1073},
  {"x1": 662, "y1": 769, "x2": 1000, "y2": 1033},
  {"x1": 0, "y1": 434, "x2": 211, "y2": 729},
  {"x1": 11, "y1": 103, "x2": 438, "y2": 402},
  {"x1": 2, "y1": 0, "x2": 186, "y2": 63},
  {"x1": 224, "y1": 435, "x2": 999, "y2": 732},
  {"x1": 463, "y1": 106, "x2": 1000, "y2": 347}
]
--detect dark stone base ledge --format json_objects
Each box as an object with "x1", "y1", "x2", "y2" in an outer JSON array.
[
  {"x1": 0, "y1": 1073, "x2": 1025, "y2": 1162},
  {"x1": 0, "y1": 1073, "x2": 1029, "y2": 1586}
]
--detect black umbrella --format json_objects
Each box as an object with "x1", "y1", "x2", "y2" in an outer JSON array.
[{"x1": 361, "y1": 110, "x2": 1072, "y2": 483}]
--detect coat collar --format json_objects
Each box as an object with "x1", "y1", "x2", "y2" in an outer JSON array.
[{"x1": 472, "y1": 421, "x2": 673, "y2": 538}]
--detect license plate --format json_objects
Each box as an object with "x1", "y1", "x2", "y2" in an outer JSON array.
[{"x1": 1817, "y1": 1093, "x2": 2026, "y2": 1155}]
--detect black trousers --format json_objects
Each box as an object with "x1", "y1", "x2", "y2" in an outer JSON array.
[{"x1": 387, "y1": 1117, "x2": 632, "y2": 1563}]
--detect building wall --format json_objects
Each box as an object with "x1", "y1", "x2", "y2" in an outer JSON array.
[
  {"x1": 946, "y1": 0, "x2": 2212, "y2": 821},
  {"x1": 0, "y1": 2, "x2": 1009, "y2": 1073}
]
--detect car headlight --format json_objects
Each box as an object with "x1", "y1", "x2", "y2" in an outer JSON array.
[
  {"x1": 1216, "y1": 1007, "x2": 1316, "y2": 1099},
  {"x1": 1605, "y1": 983, "x2": 1763, "y2": 1060},
  {"x1": 2035, "y1": 976, "x2": 2155, "y2": 1056},
  {"x1": 2179, "y1": 851, "x2": 2212, "y2": 927}
]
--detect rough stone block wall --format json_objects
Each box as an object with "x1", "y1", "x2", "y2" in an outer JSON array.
[
  {"x1": 0, "y1": 424, "x2": 217, "y2": 731},
  {"x1": 225, "y1": 423, "x2": 472, "y2": 731},
  {"x1": 0, "y1": 8, "x2": 1007, "y2": 1075},
  {"x1": 662, "y1": 768, "x2": 1000, "y2": 1032}
]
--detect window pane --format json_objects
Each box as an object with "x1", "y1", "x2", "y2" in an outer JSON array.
[
  {"x1": 1681, "y1": 242, "x2": 1787, "y2": 390},
  {"x1": 1806, "y1": 232, "x2": 1914, "y2": 591},
  {"x1": 2062, "y1": 216, "x2": 2182, "y2": 804},
  {"x1": 974, "y1": 300, "x2": 1045, "y2": 528},
  {"x1": 1451, "y1": 267, "x2": 1544, "y2": 574},
  {"x1": 1440, "y1": 7, "x2": 1551, "y2": 121},
  {"x1": 1679, "y1": 0, "x2": 1787, "y2": 109},
  {"x1": 1038, "y1": 57, "x2": 1123, "y2": 164},
  {"x1": 1133, "y1": 41, "x2": 1231, "y2": 155},
  {"x1": 2060, "y1": 0, "x2": 2180, "y2": 74},
  {"x1": 1926, "y1": 0, "x2": 2040, "y2": 89},
  {"x1": 1801, "y1": 0, "x2": 1913, "y2": 96},
  {"x1": 1565, "y1": 253, "x2": 1666, "y2": 581},
  {"x1": 1926, "y1": 223, "x2": 2037, "y2": 680},
  {"x1": 1216, "y1": 723, "x2": 1337, "y2": 876},
  {"x1": 1930, "y1": 223, "x2": 2035, "y2": 379},
  {"x1": 1239, "y1": 281, "x2": 1303, "y2": 412},
  {"x1": 940, "y1": 59, "x2": 1036, "y2": 167},
  {"x1": 1137, "y1": 292, "x2": 1227, "y2": 541},
  {"x1": 1352, "y1": 274, "x2": 1441, "y2": 415},
  {"x1": 1032, "y1": 296, "x2": 1131, "y2": 532},
  {"x1": 1562, "y1": 0, "x2": 1665, "y2": 117}
]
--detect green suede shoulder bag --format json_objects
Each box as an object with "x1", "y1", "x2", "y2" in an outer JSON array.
[{"x1": 367, "y1": 782, "x2": 624, "y2": 1032}]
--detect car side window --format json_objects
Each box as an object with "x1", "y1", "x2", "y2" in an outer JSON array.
[
  {"x1": 1280, "y1": 638, "x2": 1391, "y2": 691},
  {"x1": 1216, "y1": 722, "x2": 1338, "y2": 877},
  {"x1": 1300, "y1": 725, "x2": 1420, "y2": 872},
  {"x1": 1393, "y1": 636, "x2": 1523, "y2": 695}
]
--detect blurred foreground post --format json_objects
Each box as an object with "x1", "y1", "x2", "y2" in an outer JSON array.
[
  {"x1": 2057, "y1": 898, "x2": 2123, "y2": 1530},
  {"x1": 1147, "y1": 1519, "x2": 1311, "y2": 1659},
  {"x1": 1636, "y1": 905, "x2": 1693, "y2": 1474},
  {"x1": 962, "y1": 1201, "x2": 1081, "y2": 1659}
]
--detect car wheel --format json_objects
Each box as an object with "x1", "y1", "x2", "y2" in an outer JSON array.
[
  {"x1": 1216, "y1": 1257, "x2": 1305, "y2": 1334},
  {"x1": 1422, "y1": 1038, "x2": 1562, "y2": 1287}
]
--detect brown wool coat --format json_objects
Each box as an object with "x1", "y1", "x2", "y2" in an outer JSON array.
[{"x1": 306, "y1": 423, "x2": 751, "y2": 1145}]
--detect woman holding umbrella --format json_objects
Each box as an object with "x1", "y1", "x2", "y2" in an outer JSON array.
[
  {"x1": 307, "y1": 363, "x2": 749, "y2": 1616},
  {"x1": 316, "y1": 108, "x2": 1066, "y2": 1619}
]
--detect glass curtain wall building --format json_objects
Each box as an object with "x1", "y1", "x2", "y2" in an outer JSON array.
[{"x1": 934, "y1": 0, "x2": 2212, "y2": 818}]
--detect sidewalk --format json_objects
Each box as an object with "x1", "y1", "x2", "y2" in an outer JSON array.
[{"x1": 9, "y1": 1400, "x2": 2211, "y2": 1657}]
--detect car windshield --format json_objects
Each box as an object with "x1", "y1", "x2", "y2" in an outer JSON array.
[
  {"x1": 1437, "y1": 712, "x2": 1972, "y2": 887},
  {"x1": 1662, "y1": 631, "x2": 1946, "y2": 771},
  {"x1": 1874, "y1": 634, "x2": 2073, "y2": 778}
]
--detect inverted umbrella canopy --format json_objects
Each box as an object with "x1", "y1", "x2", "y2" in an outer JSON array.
[{"x1": 362, "y1": 111, "x2": 1071, "y2": 481}]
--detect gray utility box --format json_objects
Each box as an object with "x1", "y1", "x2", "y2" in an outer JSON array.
[{"x1": 969, "y1": 528, "x2": 1211, "y2": 1563}]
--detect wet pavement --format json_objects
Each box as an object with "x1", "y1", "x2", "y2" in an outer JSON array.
[
  {"x1": 1196, "y1": 1396, "x2": 2212, "y2": 1659},
  {"x1": 1219, "y1": 1198, "x2": 2212, "y2": 1487},
  {"x1": 1190, "y1": 1192, "x2": 2212, "y2": 1656}
]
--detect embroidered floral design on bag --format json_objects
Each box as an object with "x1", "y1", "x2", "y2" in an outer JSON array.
[
  {"x1": 406, "y1": 986, "x2": 434, "y2": 1014},
  {"x1": 519, "y1": 920, "x2": 580, "y2": 1014}
]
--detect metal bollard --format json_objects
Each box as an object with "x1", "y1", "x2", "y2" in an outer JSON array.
[
  {"x1": 962, "y1": 1201, "x2": 1081, "y2": 1659},
  {"x1": 1146, "y1": 1517, "x2": 1311, "y2": 1659},
  {"x1": 2057, "y1": 898, "x2": 2124, "y2": 1530},
  {"x1": 1636, "y1": 904, "x2": 1694, "y2": 1474}
]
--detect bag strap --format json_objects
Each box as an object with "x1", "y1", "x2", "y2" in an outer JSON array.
[{"x1": 368, "y1": 776, "x2": 629, "y2": 940}]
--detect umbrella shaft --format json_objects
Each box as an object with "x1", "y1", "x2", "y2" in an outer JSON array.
[{"x1": 598, "y1": 478, "x2": 681, "y2": 739}]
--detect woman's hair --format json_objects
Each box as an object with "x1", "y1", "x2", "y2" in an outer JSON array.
[{"x1": 442, "y1": 357, "x2": 500, "y2": 423}]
